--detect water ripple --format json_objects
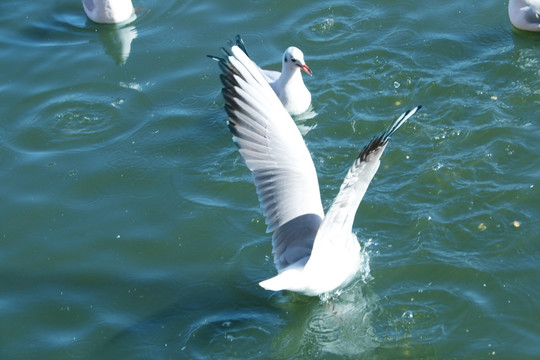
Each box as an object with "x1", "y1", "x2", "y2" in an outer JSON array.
[
  {"x1": 272, "y1": 285, "x2": 379, "y2": 358},
  {"x1": 94, "y1": 279, "x2": 279, "y2": 360},
  {"x1": 4, "y1": 83, "x2": 150, "y2": 154}
]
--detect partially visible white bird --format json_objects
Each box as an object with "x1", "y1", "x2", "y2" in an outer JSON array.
[
  {"x1": 210, "y1": 42, "x2": 421, "y2": 296},
  {"x1": 509, "y1": 0, "x2": 540, "y2": 32},
  {"x1": 231, "y1": 35, "x2": 313, "y2": 116},
  {"x1": 82, "y1": 0, "x2": 135, "y2": 24}
]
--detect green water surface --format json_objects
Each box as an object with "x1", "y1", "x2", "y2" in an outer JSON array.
[{"x1": 1, "y1": 0, "x2": 539, "y2": 359}]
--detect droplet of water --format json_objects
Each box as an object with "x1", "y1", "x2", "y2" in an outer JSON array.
[{"x1": 402, "y1": 311, "x2": 413, "y2": 319}]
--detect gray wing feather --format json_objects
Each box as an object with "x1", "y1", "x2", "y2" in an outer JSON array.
[
  {"x1": 212, "y1": 43, "x2": 325, "y2": 270},
  {"x1": 524, "y1": 6, "x2": 540, "y2": 24}
]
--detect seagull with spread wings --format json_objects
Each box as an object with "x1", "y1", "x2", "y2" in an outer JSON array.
[{"x1": 209, "y1": 41, "x2": 421, "y2": 296}]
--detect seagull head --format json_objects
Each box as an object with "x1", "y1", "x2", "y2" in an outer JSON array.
[{"x1": 283, "y1": 47, "x2": 312, "y2": 76}]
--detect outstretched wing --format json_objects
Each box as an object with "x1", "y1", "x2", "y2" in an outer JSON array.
[
  {"x1": 210, "y1": 43, "x2": 325, "y2": 270},
  {"x1": 231, "y1": 35, "x2": 281, "y2": 83},
  {"x1": 310, "y1": 106, "x2": 421, "y2": 261}
]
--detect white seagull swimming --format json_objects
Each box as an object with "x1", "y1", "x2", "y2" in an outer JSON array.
[
  {"x1": 210, "y1": 43, "x2": 421, "y2": 296},
  {"x1": 82, "y1": 0, "x2": 135, "y2": 24},
  {"x1": 509, "y1": 0, "x2": 540, "y2": 32},
  {"x1": 229, "y1": 35, "x2": 313, "y2": 116}
]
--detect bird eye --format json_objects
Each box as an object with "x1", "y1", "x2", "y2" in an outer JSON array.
[{"x1": 291, "y1": 57, "x2": 297, "y2": 62}]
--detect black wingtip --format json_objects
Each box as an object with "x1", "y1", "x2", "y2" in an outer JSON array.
[
  {"x1": 385, "y1": 105, "x2": 422, "y2": 139},
  {"x1": 234, "y1": 34, "x2": 249, "y2": 57},
  {"x1": 357, "y1": 134, "x2": 385, "y2": 162},
  {"x1": 356, "y1": 105, "x2": 422, "y2": 162}
]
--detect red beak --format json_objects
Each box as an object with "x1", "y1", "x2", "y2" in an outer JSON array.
[{"x1": 299, "y1": 64, "x2": 312, "y2": 76}]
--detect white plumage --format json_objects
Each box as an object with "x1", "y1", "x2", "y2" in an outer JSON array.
[
  {"x1": 233, "y1": 36, "x2": 312, "y2": 116},
  {"x1": 509, "y1": 0, "x2": 540, "y2": 32},
  {"x1": 211, "y1": 41, "x2": 421, "y2": 296},
  {"x1": 82, "y1": 0, "x2": 135, "y2": 24}
]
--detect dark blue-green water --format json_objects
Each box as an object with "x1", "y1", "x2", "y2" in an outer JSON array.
[{"x1": 1, "y1": 0, "x2": 539, "y2": 359}]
